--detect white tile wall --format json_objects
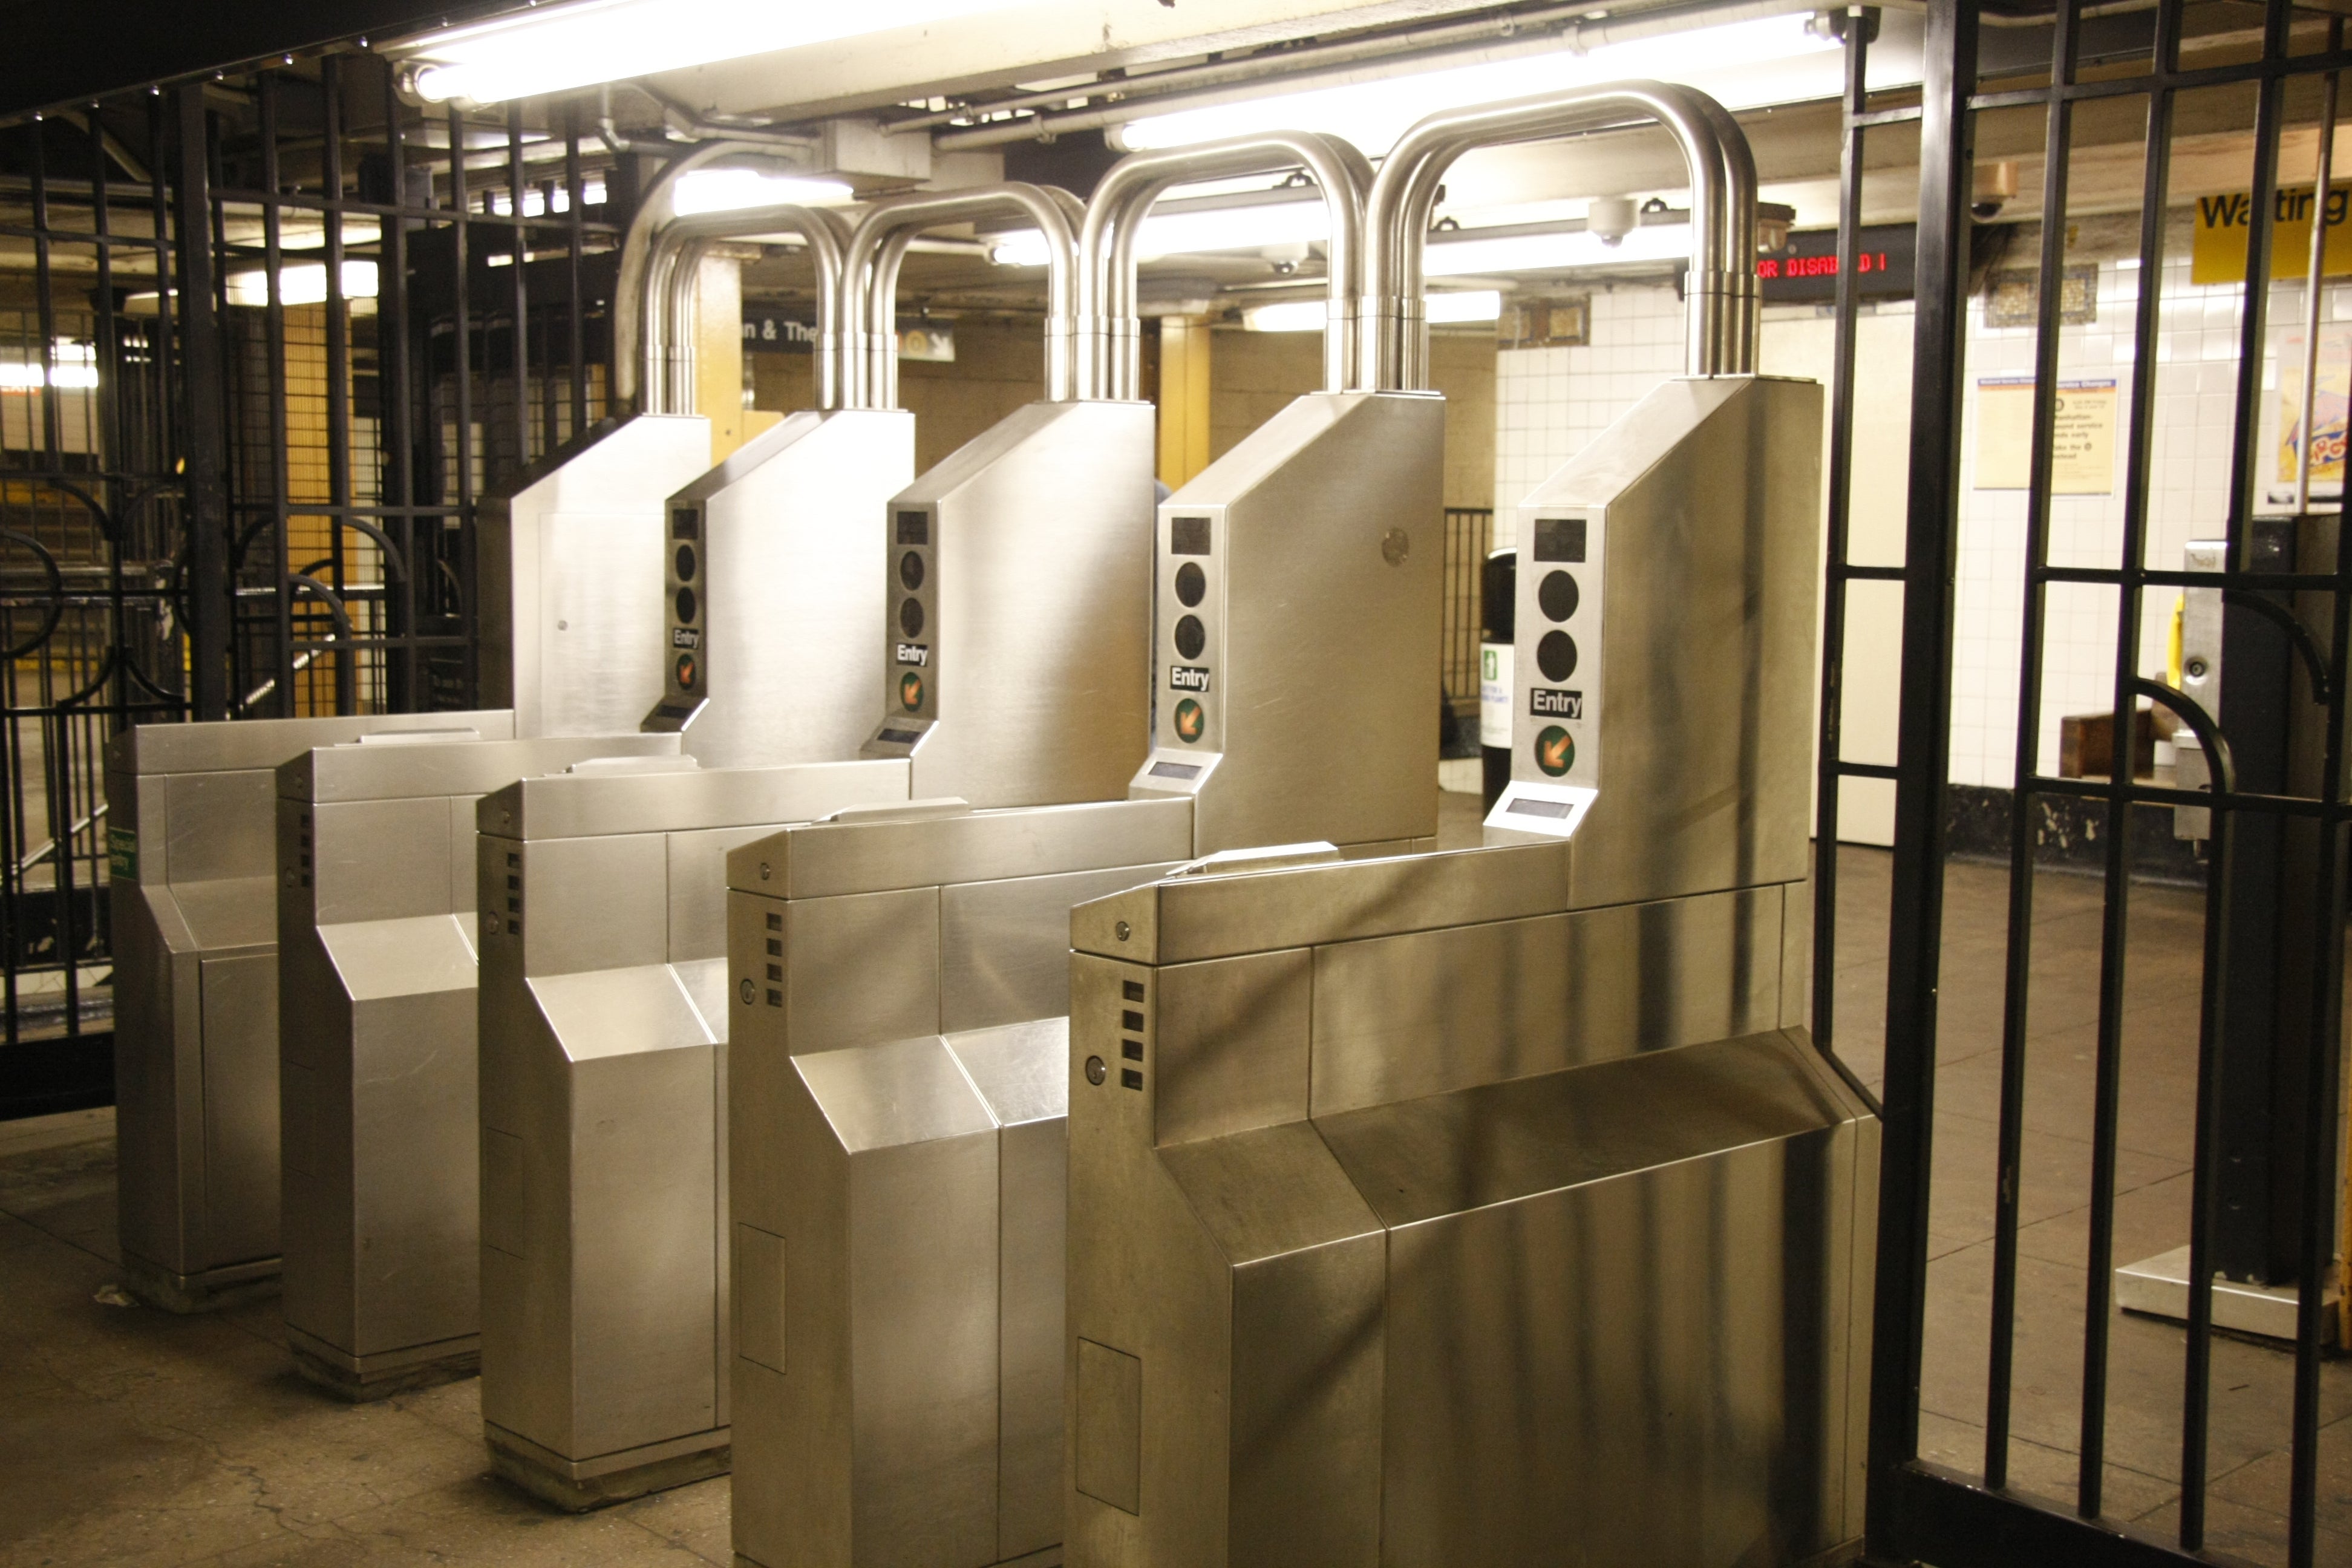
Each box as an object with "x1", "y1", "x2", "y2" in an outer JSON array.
[{"x1": 1493, "y1": 261, "x2": 2347, "y2": 789}]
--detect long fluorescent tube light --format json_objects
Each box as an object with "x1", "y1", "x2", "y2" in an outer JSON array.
[
  {"x1": 990, "y1": 198, "x2": 1330, "y2": 267},
  {"x1": 1113, "y1": 15, "x2": 1837, "y2": 155},
  {"x1": 402, "y1": 0, "x2": 1033, "y2": 105},
  {"x1": 673, "y1": 169, "x2": 855, "y2": 216},
  {"x1": 224, "y1": 261, "x2": 381, "y2": 308},
  {"x1": 1426, "y1": 222, "x2": 1691, "y2": 276},
  {"x1": 0, "y1": 344, "x2": 98, "y2": 390},
  {"x1": 1244, "y1": 290, "x2": 1500, "y2": 332}
]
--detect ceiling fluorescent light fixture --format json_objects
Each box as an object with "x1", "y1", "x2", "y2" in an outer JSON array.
[
  {"x1": 1425, "y1": 222, "x2": 1691, "y2": 276},
  {"x1": 224, "y1": 261, "x2": 381, "y2": 308},
  {"x1": 989, "y1": 198, "x2": 1330, "y2": 267},
  {"x1": 1244, "y1": 289, "x2": 1499, "y2": 333},
  {"x1": 673, "y1": 169, "x2": 855, "y2": 216},
  {"x1": 402, "y1": 0, "x2": 1030, "y2": 105},
  {"x1": 0, "y1": 343, "x2": 99, "y2": 391},
  {"x1": 1114, "y1": 15, "x2": 1838, "y2": 155}
]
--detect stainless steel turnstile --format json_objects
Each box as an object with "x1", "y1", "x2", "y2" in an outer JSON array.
[
  {"x1": 276, "y1": 730, "x2": 678, "y2": 1398},
  {"x1": 108, "y1": 711, "x2": 511, "y2": 1312},
  {"x1": 1063, "y1": 849, "x2": 1873, "y2": 1567},
  {"x1": 638, "y1": 204, "x2": 916, "y2": 766},
  {"x1": 851, "y1": 185, "x2": 1158, "y2": 807},
  {"x1": 726, "y1": 132, "x2": 1448, "y2": 1568},
  {"x1": 725, "y1": 799, "x2": 1194, "y2": 1568},
  {"x1": 112, "y1": 407, "x2": 709, "y2": 1315},
  {"x1": 474, "y1": 757, "x2": 908, "y2": 1508},
  {"x1": 1063, "y1": 82, "x2": 1875, "y2": 1567},
  {"x1": 478, "y1": 413, "x2": 713, "y2": 739},
  {"x1": 475, "y1": 186, "x2": 1137, "y2": 1508}
]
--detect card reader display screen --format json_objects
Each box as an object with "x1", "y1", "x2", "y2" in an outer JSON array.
[
  {"x1": 876, "y1": 728, "x2": 921, "y2": 746},
  {"x1": 1507, "y1": 796, "x2": 1574, "y2": 819},
  {"x1": 1148, "y1": 761, "x2": 1201, "y2": 780},
  {"x1": 670, "y1": 508, "x2": 699, "y2": 541},
  {"x1": 1532, "y1": 517, "x2": 1586, "y2": 563},
  {"x1": 1169, "y1": 515, "x2": 1211, "y2": 556},
  {"x1": 895, "y1": 511, "x2": 930, "y2": 546}
]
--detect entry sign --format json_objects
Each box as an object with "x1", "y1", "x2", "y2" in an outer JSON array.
[{"x1": 2193, "y1": 185, "x2": 2352, "y2": 284}]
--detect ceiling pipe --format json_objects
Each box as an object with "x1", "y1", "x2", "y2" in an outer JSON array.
[
  {"x1": 1079, "y1": 131, "x2": 1371, "y2": 399},
  {"x1": 1364, "y1": 79, "x2": 1756, "y2": 388},
  {"x1": 841, "y1": 183, "x2": 1084, "y2": 408},
  {"x1": 927, "y1": 0, "x2": 1825, "y2": 151}
]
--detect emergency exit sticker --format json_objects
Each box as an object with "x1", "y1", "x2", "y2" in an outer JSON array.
[{"x1": 108, "y1": 827, "x2": 137, "y2": 880}]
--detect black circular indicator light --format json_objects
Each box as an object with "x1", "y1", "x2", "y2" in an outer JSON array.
[
  {"x1": 1537, "y1": 630, "x2": 1578, "y2": 681},
  {"x1": 1175, "y1": 561, "x2": 1206, "y2": 607},
  {"x1": 1174, "y1": 614, "x2": 1206, "y2": 660},
  {"x1": 1538, "y1": 570, "x2": 1579, "y2": 622},
  {"x1": 675, "y1": 544, "x2": 697, "y2": 581},
  {"x1": 899, "y1": 550, "x2": 925, "y2": 590},
  {"x1": 674, "y1": 586, "x2": 697, "y2": 624},
  {"x1": 899, "y1": 598, "x2": 925, "y2": 638}
]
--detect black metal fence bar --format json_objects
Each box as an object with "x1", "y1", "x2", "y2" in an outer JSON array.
[{"x1": 1860, "y1": 2, "x2": 2352, "y2": 1565}]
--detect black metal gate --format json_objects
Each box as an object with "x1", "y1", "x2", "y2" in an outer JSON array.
[
  {"x1": 1, "y1": 57, "x2": 621, "y2": 1099},
  {"x1": 1823, "y1": 3, "x2": 2351, "y2": 1564}
]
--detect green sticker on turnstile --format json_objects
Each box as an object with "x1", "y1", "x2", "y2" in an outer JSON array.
[
  {"x1": 108, "y1": 826, "x2": 137, "y2": 879},
  {"x1": 899, "y1": 671, "x2": 924, "y2": 711},
  {"x1": 1174, "y1": 699, "x2": 1204, "y2": 743},
  {"x1": 1535, "y1": 725, "x2": 1573, "y2": 777}
]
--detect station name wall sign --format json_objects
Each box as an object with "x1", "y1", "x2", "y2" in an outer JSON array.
[
  {"x1": 1759, "y1": 223, "x2": 1916, "y2": 302},
  {"x1": 742, "y1": 306, "x2": 954, "y2": 361}
]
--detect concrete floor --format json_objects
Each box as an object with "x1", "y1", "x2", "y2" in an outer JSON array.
[{"x1": 1, "y1": 843, "x2": 2348, "y2": 1566}]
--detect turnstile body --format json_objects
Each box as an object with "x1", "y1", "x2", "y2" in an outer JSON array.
[
  {"x1": 108, "y1": 711, "x2": 512, "y2": 1312},
  {"x1": 644, "y1": 408, "x2": 915, "y2": 765},
  {"x1": 1063, "y1": 848, "x2": 1873, "y2": 1567},
  {"x1": 860, "y1": 399, "x2": 1156, "y2": 807},
  {"x1": 1129, "y1": 390, "x2": 1444, "y2": 856},
  {"x1": 276, "y1": 730, "x2": 678, "y2": 1398},
  {"x1": 474, "y1": 758, "x2": 907, "y2": 1508},
  {"x1": 1058, "y1": 371, "x2": 1855, "y2": 1564},
  {"x1": 479, "y1": 413, "x2": 713, "y2": 739},
  {"x1": 725, "y1": 800, "x2": 1192, "y2": 1568},
  {"x1": 728, "y1": 385, "x2": 1447, "y2": 1565}
]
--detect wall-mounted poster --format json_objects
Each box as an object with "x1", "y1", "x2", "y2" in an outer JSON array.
[
  {"x1": 2274, "y1": 324, "x2": 2350, "y2": 492},
  {"x1": 1975, "y1": 376, "x2": 2118, "y2": 494}
]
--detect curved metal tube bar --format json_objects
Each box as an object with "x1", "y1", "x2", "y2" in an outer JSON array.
[
  {"x1": 613, "y1": 139, "x2": 768, "y2": 412},
  {"x1": 1362, "y1": 80, "x2": 1757, "y2": 389},
  {"x1": 651, "y1": 204, "x2": 853, "y2": 413},
  {"x1": 843, "y1": 184, "x2": 1085, "y2": 408},
  {"x1": 1079, "y1": 132, "x2": 1374, "y2": 399}
]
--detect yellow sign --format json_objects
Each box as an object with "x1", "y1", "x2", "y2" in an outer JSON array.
[
  {"x1": 2276, "y1": 324, "x2": 2351, "y2": 487},
  {"x1": 2192, "y1": 185, "x2": 2352, "y2": 284},
  {"x1": 1975, "y1": 377, "x2": 2118, "y2": 494}
]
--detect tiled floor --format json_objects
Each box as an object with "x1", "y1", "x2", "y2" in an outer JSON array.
[{"x1": 1, "y1": 842, "x2": 2347, "y2": 1566}]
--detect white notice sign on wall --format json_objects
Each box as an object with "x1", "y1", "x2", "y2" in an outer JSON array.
[{"x1": 1975, "y1": 376, "x2": 2118, "y2": 494}]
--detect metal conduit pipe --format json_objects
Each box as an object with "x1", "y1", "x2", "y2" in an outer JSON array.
[
  {"x1": 1362, "y1": 79, "x2": 1756, "y2": 388},
  {"x1": 842, "y1": 183, "x2": 1085, "y2": 407},
  {"x1": 1079, "y1": 131, "x2": 1373, "y2": 399},
  {"x1": 650, "y1": 204, "x2": 854, "y2": 412}
]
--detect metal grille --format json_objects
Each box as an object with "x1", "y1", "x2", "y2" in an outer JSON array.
[
  {"x1": 0, "y1": 64, "x2": 622, "y2": 1080},
  {"x1": 1832, "y1": 4, "x2": 2352, "y2": 1565},
  {"x1": 1440, "y1": 505, "x2": 1492, "y2": 748}
]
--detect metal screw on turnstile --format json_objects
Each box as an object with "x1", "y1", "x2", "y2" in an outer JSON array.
[
  {"x1": 759, "y1": 862, "x2": 772, "y2": 881},
  {"x1": 740, "y1": 979, "x2": 755, "y2": 1005},
  {"x1": 1085, "y1": 1056, "x2": 1108, "y2": 1086},
  {"x1": 1114, "y1": 921, "x2": 1131, "y2": 941}
]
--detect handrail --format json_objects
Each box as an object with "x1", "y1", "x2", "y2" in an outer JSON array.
[
  {"x1": 1079, "y1": 132, "x2": 1373, "y2": 399},
  {"x1": 612, "y1": 139, "x2": 768, "y2": 413},
  {"x1": 842, "y1": 183, "x2": 1085, "y2": 407},
  {"x1": 1362, "y1": 80, "x2": 1758, "y2": 389},
  {"x1": 650, "y1": 204, "x2": 853, "y2": 412}
]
